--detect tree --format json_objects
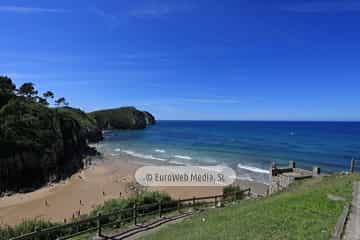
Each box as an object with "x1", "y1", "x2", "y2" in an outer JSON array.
[
  {"x1": 43, "y1": 91, "x2": 54, "y2": 99},
  {"x1": 0, "y1": 76, "x2": 16, "y2": 107},
  {"x1": 41, "y1": 91, "x2": 54, "y2": 106},
  {"x1": 0, "y1": 76, "x2": 16, "y2": 93},
  {"x1": 18, "y1": 83, "x2": 38, "y2": 99},
  {"x1": 55, "y1": 97, "x2": 68, "y2": 107},
  {"x1": 37, "y1": 97, "x2": 49, "y2": 106}
]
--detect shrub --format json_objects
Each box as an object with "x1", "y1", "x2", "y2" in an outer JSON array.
[
  {"x1": 92, "y1": 191, "x2": 172, "y2": 215},
  {"x1": 223, "y1": 185, "x2": 246, "y2": 200},
  {"x1": 0, "y1": 219, "x2": 60, "y2": 240},
  {"x1": 0, "y1": 191, "x2": 172, "y2": 240}
]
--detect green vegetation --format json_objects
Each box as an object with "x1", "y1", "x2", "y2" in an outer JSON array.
[
  {"x1": 139, "y1": 174, "x2": 360, "y2": 240},
  {"x1": 2, "y1": 175, "x2": 358, "y2": 240},
  {"x1": 0, "y1": 191, "x2": 171, "y2": 240},
  {"x1": 0, "y1": 76, "x2": 16, "y2": 107},
  {"x1": 57, "y1": 107, "x2": 103, "y2": 142},
  {"x1": 0, "y1": 76, "x2": 91, "y2": 193},
  {"x1": 92, "y1": 191, "x2": 172, "y2": 216},
  {"x1": 0, "y1": 75, "x2": 155, "y2": 193},
  {"x1": 89, "y1": 106, "x2": 156, "y2": 130},
  {"x1": 223, "y1": 185, "x2": 247, "y2": 201},
  {"x1": 57, "y1": 107, "x2": 97, "y2": 130},
  {"x1": 0, "y1": 219, "x2": 59, "y2": 240}
]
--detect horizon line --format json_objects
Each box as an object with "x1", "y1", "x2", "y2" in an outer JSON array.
[{"x1": 156, "y1": 120, "x2": 360, "y2": 122}]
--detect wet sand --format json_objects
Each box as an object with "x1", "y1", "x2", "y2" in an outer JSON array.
[{"x1": 0, "y1": 154, "x2": 268, "y2": 226}]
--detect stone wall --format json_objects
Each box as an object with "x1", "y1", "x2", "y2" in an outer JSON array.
[
  {"x1": 269, "y1": 174, "x2": 296, "y2": 194},
  {"x1": 269, "y1": 161, "x2": 319, "y2": 195}
]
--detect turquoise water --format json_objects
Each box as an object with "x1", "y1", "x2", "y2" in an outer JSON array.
[{"x1": 100, "y1": 121, "x2": 360, "y2": 183}]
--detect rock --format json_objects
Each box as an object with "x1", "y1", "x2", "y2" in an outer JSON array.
[
  {"x1": 216, "y1": 202, "x2": 224, "y2": 208},
  {"x1": 327, "y1": 194, "x2": 346, "y2": 202},
  {"x1": 89, "y1": 106, "x2": 156, "y2": 130},
  {"x1": 143, "y1": 111, "x2": 156, "y2": 125},
  {"x1": 58, "y1": 107, "x2": 103, "y2": 143},
  {"x1": 0, "y1": 191, "x2": 15, "y2": 197},
  {"x1": 0, "y1": 98, "x2": 91, "y2": 193},
  {"x1": 0, "y1": 78, "x2": 155, "y2": 194}
]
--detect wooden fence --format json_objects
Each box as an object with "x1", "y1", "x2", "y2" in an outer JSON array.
[{"x1": 9, "y1": 188, "x2": 250, "y2": 240}]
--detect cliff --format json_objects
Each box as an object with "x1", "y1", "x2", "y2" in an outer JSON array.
[
  {"x1": 0, "y1": 98, "x2": 95, "y2": 192},
  {"x1": 57, "y1": 107, "x2": 103, "y2": 143},
  {"x1": 89, "y1": 107, "x2": 156, "y2": 130},
  {"x1": 143, "y1": 111, "x2": 156, "y2": 125},
  {"x1": 0, "y1": 76, "x2": 156, "y2": 193}
]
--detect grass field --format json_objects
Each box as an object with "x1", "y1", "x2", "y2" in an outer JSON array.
[
  {"x1": 6, "y1": 174, "x2": 356, "y2": 240},
  {"x1": 139, "y1": 174, "x2": 360, "y2": 240}
]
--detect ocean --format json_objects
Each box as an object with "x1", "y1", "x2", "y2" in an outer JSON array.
[{"x1": 98, "y1": 121, "x2": 360, "y2": 184}]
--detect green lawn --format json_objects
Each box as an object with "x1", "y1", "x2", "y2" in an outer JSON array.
[{"x1": 139, "y1": 174, "x2": 360, "y2": 240}]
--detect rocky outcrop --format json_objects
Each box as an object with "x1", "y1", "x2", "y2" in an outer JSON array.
[
  {"x1": 0, "y1": 74, "x2": 157, "y2": 194},
  {"x1": 89, "y1": 107, "x2": 156, "y2": 130},
  {"x1": 0, "y1": 99, "x2": 96, "y2": 193},
  {"x1": 58, "y1": 107, "x2": 103, "y2": 143},
  {"x1": 143, "y1": 111, "x2": 156, "y2": 125}
]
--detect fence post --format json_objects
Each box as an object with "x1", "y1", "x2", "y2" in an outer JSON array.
[
  {"x1": 119, "y1": 211, "x2": 122, "y2": 227},
  {"x1": 97, "y1": 213, "x2": 102, "y2": 237},
  {"x1": 159, "y1": 200, "x2": 162, "y2": 218},
  {"x1": 177, "y1": 198, "x2": 181, "y2": 213},
  {"x1": 34, "y1": 227, "x2": 40, "y2": 240},
  {"x1": 133, "y1": 204, "x2": 137, "y2": 225},
  {"x1": 350, "y1": 159, "x2": 355, "y2": 173},
  {"x1": 192, "y1": 196, "x2": 196, "y2": 210},
  {"x1": 214, "y1": 196, "x2": 217, "y2": 208}
]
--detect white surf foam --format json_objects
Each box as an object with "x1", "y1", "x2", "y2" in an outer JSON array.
[
  {"x1": 155, "y1": 149, "x2": 166, "y2": 153},
  {"x1": 237, "y1": 163, "x2": 269, "y2": 174},
  {"x1": 237, "y1": 175, "x2": 254, "y2": 182},
  {"x1": 168, "y1": 160, "x2": 185, "y2": 165},
  {"x1": 114, "y1": 148, "x2": 121, "y2": 152},
  {"x1": 122, "y1": 150, "x2": 166, "y2": 161},
  {"x1": 199, "y1": 165, "x2": 227, "y2": 173},
  {"x1": 173, "y1": 155, "x2": 192, "y2": 160}
]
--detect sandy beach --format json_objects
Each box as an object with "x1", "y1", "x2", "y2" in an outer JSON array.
[{"x1": 0, "y1": 153, "x2": 268, "y2": 226}]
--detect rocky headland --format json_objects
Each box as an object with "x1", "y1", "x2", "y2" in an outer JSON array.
[{"x1": 0, "y1": 76, "x2": 155, "y2": 194}]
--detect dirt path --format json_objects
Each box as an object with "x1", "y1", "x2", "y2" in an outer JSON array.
[{"x1": 344, "y1": 182, "x2": 360, "y2": 240}]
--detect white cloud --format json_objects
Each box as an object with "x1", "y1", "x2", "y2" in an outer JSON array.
[{"x1": 0, "y1": 6, "x2": 68, "y2": 14}]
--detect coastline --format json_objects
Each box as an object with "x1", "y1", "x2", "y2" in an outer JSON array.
[{"x1": 0, "y1": 152, "x2": 268, "y2": 226}]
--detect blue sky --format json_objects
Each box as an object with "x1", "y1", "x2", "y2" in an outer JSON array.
[{"x1": 1, "y1": 0, "x2": 360, "y2": 120}]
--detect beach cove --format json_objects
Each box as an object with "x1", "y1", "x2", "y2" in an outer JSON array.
[{"x1": 0, "y1": 152, "x2": 268, "y2": 226}]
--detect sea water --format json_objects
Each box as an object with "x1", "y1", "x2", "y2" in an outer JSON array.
[{"x1": 99, "y1": 121, "x2": 360, "y2": 184}]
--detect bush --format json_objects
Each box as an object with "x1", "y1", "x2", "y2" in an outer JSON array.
[
  {"x1": 0, "y1": 191, "x2": 173, "y2": 240},
  {"x1": 0, "y1": 219, "x2": 60, "y2": 240},
  {"x1": 223, "y1": 185, "x2": 246, "y2": 200},
  {"x1": 92, "y1": 191, "x2": 172, "y2": 216}
]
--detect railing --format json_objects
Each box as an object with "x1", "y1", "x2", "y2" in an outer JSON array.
[{"x1": 9, "y1": 188, "x2": 250, "y2": 240}]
